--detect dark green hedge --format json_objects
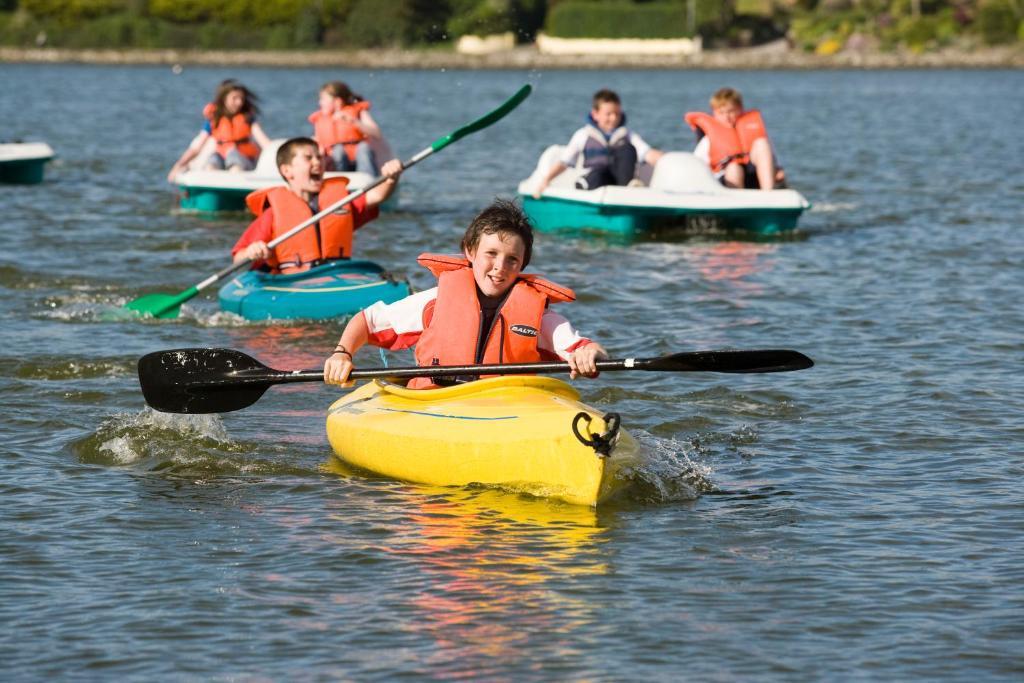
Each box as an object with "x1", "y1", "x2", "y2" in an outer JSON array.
[
  {"x1": 545, "y1": 1, "x2": 718, "y2": 39},
  {"x1": 337, "y1": 0, "x2": 449, "y2": 48},
  {"x1": 977, "y1": 0, "x2": 1019, "y2": 45},
  {"x1": 12, "y1": 0, "x2": 352, "y2": 30},
  {"x1": 148, "y1": 0, "x2": 314, "y2": 28},
  {"x1": 0, "y1": 0, "x2": 447, "y2": 49},
  {"x1": 0, "y1": 11, "x2": 322, "y2": 49},
  {"x1": 19, "y1": 0, "x2": 127, "y2": 23}
]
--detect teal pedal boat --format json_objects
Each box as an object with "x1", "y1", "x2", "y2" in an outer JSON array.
[
  {"x1": 519, "y1": 147, "x2": 810, "y2": 237},
  {"x1": 0, "y1": 142, "x2": 54, "y2": 184},
  {"x1": 218, "y1": 259, "x2": 411, "y2": 321}
]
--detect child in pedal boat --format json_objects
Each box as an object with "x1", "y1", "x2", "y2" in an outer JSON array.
[
  {"x1": 309, "y1": 81, "x2": 392, "y2": 176},
  {"x1": 684, "y1": 87, "x2": 786, "y2": 190},
  {"x1": 167, "y1": 79, "x2": 273, "y2": 181},
  {"x1": 231, "y1": 137, "x2": 402, "y2": 274},
  {"x1": 533, "y1": 88, "x2": 664, "y2": 197},
  {"x1": 324, "y1": 199, "x2": 607, "y2": 388}
]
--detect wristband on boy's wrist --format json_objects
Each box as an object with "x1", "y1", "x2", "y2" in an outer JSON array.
[{"x1": 332, "y1": 345, "x2": 351, "y2": 359}]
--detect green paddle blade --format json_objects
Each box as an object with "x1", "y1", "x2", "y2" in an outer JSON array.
[
  {"x1": 430, "y1": 84, "x2": 532, "y2": 152},
  {"x1": 123, "y1": 289, "x2": 197, "y2": 319}
]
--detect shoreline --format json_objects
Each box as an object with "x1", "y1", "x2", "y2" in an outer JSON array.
[{"x1": 1, "y1": 44, "x2": 1022, "y2": 69}]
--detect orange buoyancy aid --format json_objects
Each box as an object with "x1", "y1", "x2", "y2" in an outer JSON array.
[
  {"x1": 204, "y1": 103, "x2": 260, "y2": 160},
  {"x1": 410, "y1": 253, "x2": 576, "y2": 389},
  {"x1": 308, "y1": 100, "x2": 372, "y2": 162},
  {"x1": 684, "y1": 109, "x2": 768, "y2": 173},
  {"x1": 244, "y1": 177, "x2": 354, "y2": 274}
]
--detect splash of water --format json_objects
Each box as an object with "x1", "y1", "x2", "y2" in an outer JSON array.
[
  {"x1": 625, "y1": 429, "x2": 716, "y2": 504},
  {"x1": 73, "y1": 407, "x2": 235, "y2": 466},
  {"x1": 35, "y1": 292, "x2": 255, "y2": 327},
  {"x1": 810, "y1": 201, "x2": 858, "y2": 213},
  {"x1": 71, "y1": 407, "x2": 322, "y2": 479}
]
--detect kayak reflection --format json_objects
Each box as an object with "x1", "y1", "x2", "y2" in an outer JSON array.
[{"x1": 320, "y1": 463, "x2": 612, "y2": 672}]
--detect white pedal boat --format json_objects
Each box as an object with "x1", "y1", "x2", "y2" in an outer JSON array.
[{"x1": 518, "y1": 146, "x2": 810, "y2": 236}]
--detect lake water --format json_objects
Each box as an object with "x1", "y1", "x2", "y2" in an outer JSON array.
[{"x1": 1, "y1": 64, "x2": 1022, "y2": 680}]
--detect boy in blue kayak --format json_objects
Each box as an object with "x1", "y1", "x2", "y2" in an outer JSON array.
[
  {"x1": 532, "y1": 88, "x2": 664, "y2": 196},
  {"x1": 231, "y1": 137, "x2": 402, "y2": 274},
  {"x1": 324, "y1": 199, "x2": 607, "y2": 389}
]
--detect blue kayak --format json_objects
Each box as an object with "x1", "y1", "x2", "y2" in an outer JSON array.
[{"x1": 218, "y1": 260, "x2": 412, "y2": 321}]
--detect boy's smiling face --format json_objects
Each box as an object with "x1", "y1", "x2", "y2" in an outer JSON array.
[
  {"x1": 465, "y1": 232, "x2": 525, "y2": 298},
  {"x1": 280, "y1": 145, "x2": 325, "y2": 196},
  {"x1": 591, "y1": 101, "x2": 623, "y2": 134}
]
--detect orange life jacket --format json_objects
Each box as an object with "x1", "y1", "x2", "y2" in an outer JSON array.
[
  {"x1": 244, "y1": 177, "x2": 354, "y2": 274},
  {"x1": 308, "y1": 100, "x2": 372, "y2": 162},
  {"x1": 204, "y1": 103, "x2": 260, "y2": 160},
  {"x1": 410, "y1": 254, "x2": 576, "y2": 389},
  {"x1": 684, "y1": 109, "x2": 768, "y2": 173}
]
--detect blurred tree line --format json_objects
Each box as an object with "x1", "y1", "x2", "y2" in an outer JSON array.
[{"x1": 0, "y1": 0, "x2": 1019, "y2": 50}]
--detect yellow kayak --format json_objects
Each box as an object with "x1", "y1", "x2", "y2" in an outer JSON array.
[{"x1": 326, "y1": 375, "x2": 639, "y2": 506}]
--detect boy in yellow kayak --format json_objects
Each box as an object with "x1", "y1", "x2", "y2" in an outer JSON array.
[
  {"x1": 231, "y1": 137, "x2": 402, "y2": 273},
  {"x1": 324, "y1": 199, "x2": 607, "y2": 388}
]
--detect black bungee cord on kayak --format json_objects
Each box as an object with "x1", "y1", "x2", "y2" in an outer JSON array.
[{"x1": 572, "y1": 412, "x2": 622, "y2": 458}]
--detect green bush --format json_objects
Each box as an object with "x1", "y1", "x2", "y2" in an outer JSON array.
[
  {"x1": 339, "y1": 0, "x2": 449, "y2": 47},
  {"x1": 148, "y1": 0, "x2": 227, "y2": 24},
  {"x1": 293, "y1": 5, "x2": 323, "y2": 46},
  {"x1": 446, "y1": 0, "x2": 547, "y2": 40},
  {"x1": 723, "y1": 12, "x2": 788, "y2": 46},
  {"x1": 62, "y1": 12, "x2": 139, "y2": 46},
  {"x1": 221, "y1": 0, "x2": 311, "y2": 27},
  {"x1": 792, "y1": 4, "x2": 962, "y2": 52},
  {"x1": 407, "y1": 0, "x2": 451, "y2": 43},
  {"x1": 194, "y1": 22, "x2": 284, "y2": 49},
  {"x1": 0, "y1": 11, "x2": 45, "y2": 45},
  {"x1": 320, "y1": 0, "x2": 357, "y2": 25},
  {"x1": 545, "y1": 1, "x2": 695, "y2": 39},
  {"x1": 890, "y1": 14, "x2": 941, "y2": 49},
  {"x1": 264, "y1": 23, "x2": 296, "y2": 49},
  {"x1": 976, "y1": 0, "x2": 1019, "y2": 44},
  {"x1": 887, "y1": 0, "x2": 950, "y2": 19},
  {"x1": 19, "y1": 0, "x2": 127, "y2": 23},
  {"x1": 447, "y1": 0, "x2": 515, "y2": 38},
  {"x1": 0, "y1": 10, "x2": 198, "y2": 48},
  {"x1": 789, "y1": 10, "x2": 860, "y2": 50},
  {"x1": 340, "y1": 0, "x2": 410, "y2": 47},
  {"x1": 151, "y1": 21, "x2": 202, "y2": 49},
  {"x1": 148, "y1": 0, "x2": 313, "y2": 27}
]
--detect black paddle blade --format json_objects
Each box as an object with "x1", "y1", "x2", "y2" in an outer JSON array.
[
  {"x1": 138, "y1": 348, "x2": 273, "y2": 414},
  {"x1": 640, "y1": 349, "x2": 814, "y2": 373}
]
